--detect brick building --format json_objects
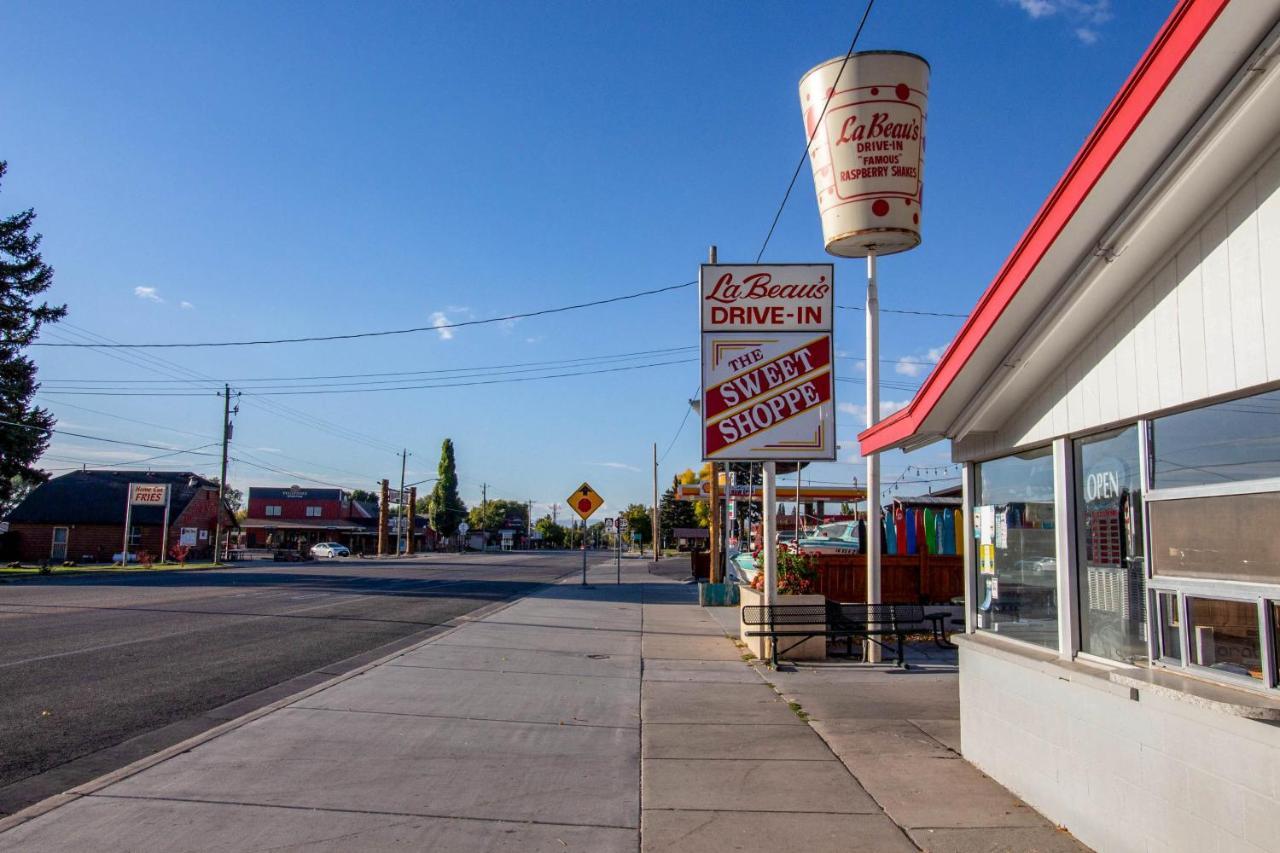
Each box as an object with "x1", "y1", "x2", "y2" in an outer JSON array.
[
  {"x1": 2, "y1": 470, "x2": 233, "y2": 564},
  {"x1": 240, "y1": 486, "x2": 436, "y2": 554}
]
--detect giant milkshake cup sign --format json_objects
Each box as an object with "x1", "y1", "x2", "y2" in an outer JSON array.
[{"x1": 799, "y1": 51, "x2": 929, "y2": 257}]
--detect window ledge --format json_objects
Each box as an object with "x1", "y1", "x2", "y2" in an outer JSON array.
[
  {"x1": 1109, "y1": 668, "x2": 1280, "y2": 721},
  {"x1": 954, "y1": 632, "x2": 1280, "y2": 721}
]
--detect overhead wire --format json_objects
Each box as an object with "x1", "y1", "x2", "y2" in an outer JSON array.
[
  {"x1": 26, "y1": 280, "x2": 696, "y2": 350},
  {"x1": 754, "y1": 0, "x2": 875, "y2": 263}
]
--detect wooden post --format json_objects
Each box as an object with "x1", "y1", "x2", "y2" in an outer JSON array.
[{"x1": 377, "y1": 479, "x2": 389, "y2": 557}]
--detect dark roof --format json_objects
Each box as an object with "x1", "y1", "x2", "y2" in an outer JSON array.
[
  {"x1": 5, "y1": 471, "x2": 219, "y2": 526},
  {"x1": 352, "y1": 500, "x2": 379, "y2": 519},
  {"x1": 248, "y1": 486, "x2": 344, "y2": 502}
]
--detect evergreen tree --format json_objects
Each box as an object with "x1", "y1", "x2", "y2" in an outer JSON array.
[
  {"x1": 0, "y1": 162, "x2": 65, "y2": 509},
  {"x1": 659, "y1": 484, "x2": 698, "y2": 546},
  {"x1": 428, "y1": 438, "x2": 467, "y2": 537}
]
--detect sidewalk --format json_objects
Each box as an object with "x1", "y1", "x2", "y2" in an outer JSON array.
[{"x1": 0, "y1": 558, "x2": 1084, "y2": 852}]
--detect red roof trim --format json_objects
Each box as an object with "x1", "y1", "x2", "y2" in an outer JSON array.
[{"x1": 857, "y1": 0, "x2": 1229, "y2": 455}]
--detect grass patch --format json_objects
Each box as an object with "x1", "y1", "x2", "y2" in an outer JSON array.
[
  {"x1": 741, "y1": 652, "x2": 756, "y2": 662},
  {"x1": 787, "y1": 701, "x2": 810, "y2": 721},
  {"x1": 0, "y1": 562, "x2": 223, "y2": 578}
]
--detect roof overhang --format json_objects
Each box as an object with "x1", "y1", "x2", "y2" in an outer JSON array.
[{"x1": 860, "y1": 0, "x2": 1280, "y2": 455}]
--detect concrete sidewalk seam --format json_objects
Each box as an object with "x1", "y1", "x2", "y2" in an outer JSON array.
[
  {"x1": 0, "y1": 569, "x2": 571, "y2": 838},
  {"x1": 383, "y1": 661, "x2": 641, "y2": 680},
  {"x1": 285, "y1": 704, "x2": 641, "y2": 730},
  {"x1": 85, "y1": 793, "x2": 638, "y2": 831}
]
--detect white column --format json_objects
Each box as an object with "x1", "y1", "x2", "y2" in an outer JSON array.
[
  {"x1": 762, "y1": 461, "x2": 777, "y2": 608},
  {"x1": 961, "y1": 462, "x2": 975, "y2": 635},
  {"x1": 1053, "y1": 437, "x2": 1079, "y2": 660},
  {"x1": 865, "y1": 250, "x2": 882, "y2": 662}
]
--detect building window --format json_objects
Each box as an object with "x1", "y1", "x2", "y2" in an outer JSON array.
[
  {"x1": 1151, "y1": 388, "x2": 1280, "y2": 487},
  {"x1": 265, "y1": 505, "x2": 282, "y2": 517},
  {"x1": 1148, "y1": 491, "x2": 1280, "y2": 585},
  {"x1": 1145, "y1": 388, "x2": 1280, "y2": 690},
  {"x1": 305, "y1": 506, "x2": 322, "y2": 517},
  {"x1": 1186, "y1": 596, "x2": 1263, "y2": 682},
  {"x1": 1156, "y1": 591, "x2": 1181, "y2": 663},
  {"x1": 974, "y1": 446, "x2": 1058, "y2": 650},
  {"x1": 1075, "y1": 425, "x2": 1146, "y2": 663}
]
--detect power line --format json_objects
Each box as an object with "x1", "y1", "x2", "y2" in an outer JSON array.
[
  {"x1": 754, "y1": 0, "x2": 875, "y2": 262},
  {"x1": 26, "y1": 280, "x2": 696, "y2": 350},
  {"x1": 837, "y1": 304, "x2": 967, "y2": 318},
  {"x1": 39, "y1": 345, "x2": 698, "y2": 386},
  {"x1": 0, "y1": 417, "x2": 221, "y2": 456},
  {"x1": 37, "y1": 356, "x2": 697, "y2": 397}
]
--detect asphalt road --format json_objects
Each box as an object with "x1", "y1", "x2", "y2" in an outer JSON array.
[{"x1": 0, "y1": 550, "x2": 587, "y2": 816}]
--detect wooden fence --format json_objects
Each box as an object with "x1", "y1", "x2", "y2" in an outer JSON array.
[{"x1": 810, "y1": 552, "x2": 963, "y2": 604}]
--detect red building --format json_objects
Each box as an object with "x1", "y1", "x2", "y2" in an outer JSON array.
[
  {"x1": 2, "y1": 470, "x2": 233, "y2": 564},
  {"x1": 240, "y1": 486, "x2": 435, "y2": 554}
]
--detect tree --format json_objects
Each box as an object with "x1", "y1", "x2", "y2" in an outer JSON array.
[
  {"x1": 0, "y1": 162, "x2": 65, "y2": 509},
  {"x1": 534, "y1": 515, "x2": 565, "y2": 547},
  {"x1": 621, "y1": 503, "x2": 652, "y2": 545},
  {"x1": 350, "y1": 488, "x2": 379, "y2": 504},
  {"x1": 659, "y1": 484, "x2": 698, "y2": 547},
  {"x1": 467, "y1": 498, "x2": 527, "y2": 535},
  {"x1": 207, "y1": 477, "x2": 243, "y2": 513},
  {"x1": 427, "y1": 439, "x2": 467, "y2": 537}
]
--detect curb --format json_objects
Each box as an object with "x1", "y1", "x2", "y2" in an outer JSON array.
[{"x1": 0, "y1": 568, "x2": 574, "y2": 837}]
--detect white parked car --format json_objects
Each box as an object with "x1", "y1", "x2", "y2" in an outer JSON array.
[{"x1": 310, "y1": 542, "x2": 350, "y2": 558}]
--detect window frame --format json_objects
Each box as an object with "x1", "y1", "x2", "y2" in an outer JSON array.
[
  {"x1": 265, "y1": 505, "x2": 282, "y2": 517},
  {"x1": 970, "y1": 444, "x2": 1061, "y2": 654},
  {"x1": 1142, "y1": 396, "x2": 1280, "y2": 693}
]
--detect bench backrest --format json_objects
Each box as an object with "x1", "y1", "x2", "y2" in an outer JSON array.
[
  {"x1": 830, "y1": 602, "x2": 926, "y2": 626},
  {"x1": 741, "y1": 605, "x2": 826, "y2": 626}
]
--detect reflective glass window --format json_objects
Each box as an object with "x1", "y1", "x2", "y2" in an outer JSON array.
[
  {"x1": 1151, "y1": 389, "x2": 1280, "y2": 487},
  {"x1": 975, "y1": 446, "x2": 1058, "y2": 650},
  {"x1": 1186, "y1": 597, "x2": 1262, "y2": 681},
  {"x1": 1157, "y1": 592, "x2": 1181, "y2": 663},
  {"x1": 1075, "y1": 426, "x2": 1147, "y2": 663}
]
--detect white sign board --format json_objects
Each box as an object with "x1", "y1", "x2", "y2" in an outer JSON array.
[
  {"x1": 701, "y1": 264, "x2": 835, "y2": 462},
  {"x1": 180, "y1": 528, "x2": 198, "y2": 546},
  {"x1": 129, "y1": 483, "x2": 169, "y2": 506}
]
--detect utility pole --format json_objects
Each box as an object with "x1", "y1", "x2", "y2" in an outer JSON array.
[
  {"x1": 398, "y1": 449, "x2": 409, "y2": 556},
  {"x1": 552, "y1": 503, "x2": 558, "y2": 525},
  {"x1": 526, "y1": 500, "x2": 532, "y2": 549},
  {"x1": 377, "y1": 479, "x2": 389, "y2": 556},
  {"x1": 406, "y1": 486, "x2": 418, "y2": 555},
  {"x1": 707, "y1": 245, "x2": 721, "y2": 584},
  {"x1": 652, "y1": 442, "x2": 659, "y2": 564},
  {"x1": 482, "y1": 483, "x2": 488, "y2": 511},
  {"x1": 214, "y1": 384, "x2": 238, "y2": 565}
]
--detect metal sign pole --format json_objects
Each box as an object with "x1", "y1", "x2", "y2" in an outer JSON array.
[
  {"x1": 581, "y1": 520, "x2": 588, "y2": 586},
  {"x1": 616, "y1": 520, "x2": 621, "y2": 585},
  {"x1": 866, "y1": 249, "x2": 883, "y2": 663},
  {"x1": 160, "y1": 485, "x2": 171, "y2": 564},
  {"x1": 121, "y1": 486, "x2": 134, "y2": 567},
  {"x1": 762, "y1": 462, "x2": 777, "y2": 608}
]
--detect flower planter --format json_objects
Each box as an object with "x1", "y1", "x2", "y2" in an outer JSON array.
[{"x1": 738, "y1": 585, "x2": 826, "y2": 662}]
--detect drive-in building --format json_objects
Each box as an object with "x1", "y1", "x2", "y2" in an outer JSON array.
[{"x1": 859, "y1": 1, "x2": 1280, "y2": 849}]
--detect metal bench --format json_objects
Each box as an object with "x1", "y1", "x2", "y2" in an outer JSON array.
[{"x1": 743, "y1": 602, "x2": 947, "y2": 667}]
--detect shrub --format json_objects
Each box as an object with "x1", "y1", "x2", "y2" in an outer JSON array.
[
  {"x1": 169, "y1": 544, "x2": 191, "y2": 565},
  {"x1": 749, "y1": 549, "x2": 819, "y2": 595}
]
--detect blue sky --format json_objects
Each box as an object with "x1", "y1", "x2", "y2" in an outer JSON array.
[{"x1": 1, "y1": 0, "x2": 1172, "y2": 518}]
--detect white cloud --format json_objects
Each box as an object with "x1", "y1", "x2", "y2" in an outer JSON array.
[
  {"x1": 1006, "y1": 0, "x2": 1110, "y2": 42},
  {"x1": 524, "y1": 336, "x2": 544, "y2": 345},
  {"x1": 430, "y1": 311, "x2": 455, "y2": 341},
  {"x1": 894, "y1": 346, "x2": 945, "y2": 378},
  {"x1": 180, "y1": 300, "x2": 195, "y2": 310},
  {"x1": 255, "y1": 447, "x2": 282, "y2": 453},
  {"x1": 1014, "y1": 0, "x2": 1055, "y2": 17},
  {"x1": 593, "y1": 461, "x2": 641, "y2": 473},
  {"x1": 134, "y1": 286, "x2": 163, "y2": 303},
  {"x1": 838, "y1": 399, "x2": 910, "y2": 423}
]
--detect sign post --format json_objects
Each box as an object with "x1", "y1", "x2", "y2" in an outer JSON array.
[
  {"x1": 123, "y1": 483, "x2": 168, "y2": 566},
  {"x1": 700, "y1": 263, "x2": 836, "y2": 618},
  {"x1": 798, "y1": 50, "x2": 930, "y2": 662},
  {"x1": 567, "y1": 482, "x2": 604, "y2": 586}
]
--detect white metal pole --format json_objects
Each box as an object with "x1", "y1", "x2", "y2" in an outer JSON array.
[
  {"x1": 160, "y1": 485, "x2": 171, "y2": 564},
  {"x1": 121, "y1": 491, "x2": 133, "y2": 567},
  {"x1": 866, "y1": 249, "x2": 883, "y2": 663},
  {"x1": 762, "y1": 461, "x2": 778, "y2": 608}
]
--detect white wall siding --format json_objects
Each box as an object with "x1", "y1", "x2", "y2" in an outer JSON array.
[
  {"x1": 960, "y1": 642, "x2": 1280, "y2": 853},
  {"x1": 975, "y1": 143, "x2": 1280, "y2": 457}
]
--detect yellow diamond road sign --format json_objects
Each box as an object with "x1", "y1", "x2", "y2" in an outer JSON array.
[{"x1": 568, "y1": 482, "x2": 604, "y2": 521}]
